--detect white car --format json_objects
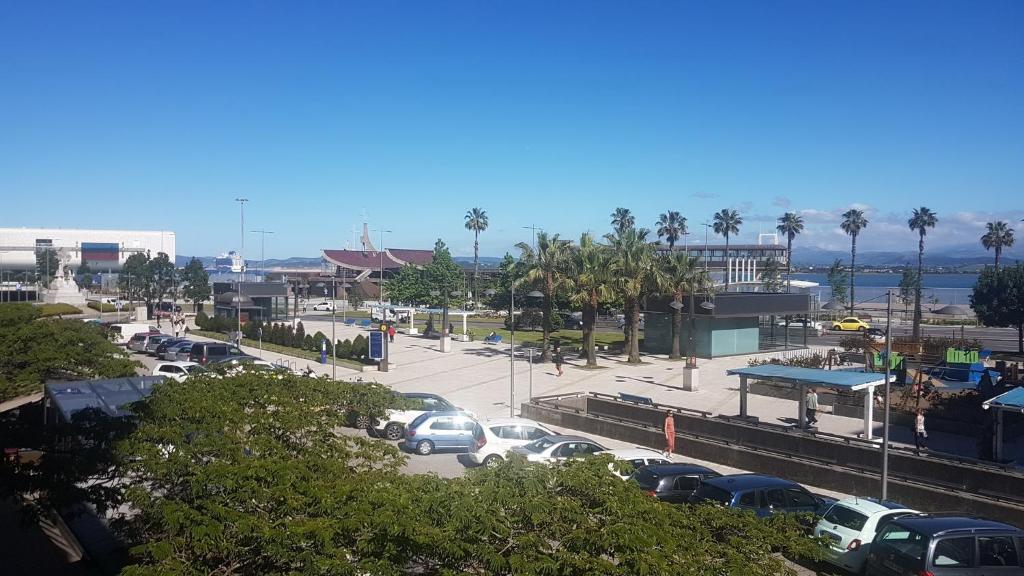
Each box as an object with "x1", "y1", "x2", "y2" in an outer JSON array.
[
  {"x1": 465, "y1": 417, "x2": 557, "y2": 467},
  {"x1": 371, "y1": 392, "x2": 464, "y2": 440},
  {"x1": 508, "y1": 435, "x2": 607, "y2": 464},
  {"x1": 813, "y1": 497, "x2": 918, "y2": 574},
  {"x1": 601, "y1": 448, "x2": 673, "y2": 480},
  {"x1": 312, "y1": 301, "x2": 335, "y2": 312},
  {"x1": 152, "y1": 361, "x2": 207, "y2": 383},
  {"x1": 775, "y1": 318, "x2": 823, "y2": 331}
]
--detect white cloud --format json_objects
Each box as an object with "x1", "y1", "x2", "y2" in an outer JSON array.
[{"x1": 772, "y1": 196, "x2": 791, "y2": 209}]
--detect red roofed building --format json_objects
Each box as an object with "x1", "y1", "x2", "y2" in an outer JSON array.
[{"x1": 320, "y1": 224, "x2": 433, "y2": 300}]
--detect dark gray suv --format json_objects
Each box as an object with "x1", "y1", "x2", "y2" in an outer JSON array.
[{"x1": 866, "y1": 514, "x2": 1024, "y2": 575}]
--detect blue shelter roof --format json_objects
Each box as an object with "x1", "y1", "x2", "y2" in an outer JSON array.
[
  {"x1": 983, "y1": 387, "x2": 1024, "y2": 413},
  {"x1": 45, "y1": 377, "x2": 163, "y2": 422},
  {"x1": 726, "y1": 365, "x2": 889, "y2": 391}
]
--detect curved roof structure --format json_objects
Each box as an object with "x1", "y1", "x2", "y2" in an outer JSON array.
[{"x1": 322, "y1": 248, "x2": 432, "y2": 271}]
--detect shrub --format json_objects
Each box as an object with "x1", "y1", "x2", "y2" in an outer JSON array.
[
  {"x1": 196, "y1": 311, "x2": 210, "y2": 330},
  {"x1": 304, "y1": 334, "x2": 315, "y2": 352},
  {"x1": 338, "y1": 338, "x2": 353, "y2": 359},
  {"x1": 295, "y1": 321, "x2": 306, "y2": 346},
  {"x1": 38, "y1": 303, "x2": 82, "y2": 317},
  {"x1": 352, "y1": 334, "x2": 367, "y2": 360},
  {"x1": 87, "y1": 301, "x2": 122, "y2": 313}
]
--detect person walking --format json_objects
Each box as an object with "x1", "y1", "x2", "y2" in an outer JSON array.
[
  {"x1": 388, "y1": 323, "x2": 396, "y2": 343},
  {"x1": 552, "y1": 342, "x2": 564, "y2": 376},
  {"x1": 805, "y1": 388, "x2": 819, "y2": 427},
  {"x1": 663, "y1": 410, "x2": 676, "y2": 457},
  {"x1": 914, "y1": 409, "x2": 927, "y2": 451}
]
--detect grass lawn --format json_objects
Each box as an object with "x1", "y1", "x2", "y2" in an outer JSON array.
[
  {"x1": 467, "y1": 327, "x2": 624, "y2": 348},
  {"x1": 191, "y1": 330, "x2": 367, "y2": 371},
  {"x1": 38, "y1": 303, "x2": 83, "y2": 317}
]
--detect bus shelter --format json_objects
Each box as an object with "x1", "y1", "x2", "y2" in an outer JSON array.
[
  {"x1": 726, "y1": 365, "x2": 893, "y2": 440},
  {"x1": 982, "y1": 387, "x2": 1024, "y2": 462}
]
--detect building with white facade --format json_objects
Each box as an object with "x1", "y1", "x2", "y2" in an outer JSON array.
[{"x1": 0, "y1": 227, "x2": 176, "y2": 273}]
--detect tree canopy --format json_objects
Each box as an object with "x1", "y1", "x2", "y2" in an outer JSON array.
[
  {"x1": 180, "y1": 257, "x2": 211, "y2": 311},
  {"x1": 971, "y1": 264, "x2": 1024, "y2": 352}
]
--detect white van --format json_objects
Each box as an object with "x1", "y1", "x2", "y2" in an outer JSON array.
[{"x1": 110, "y1": 323, "x2": 160, "y2": 345}]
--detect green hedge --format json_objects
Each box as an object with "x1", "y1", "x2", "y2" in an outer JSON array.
[
  {"x1": 87, "y1": 301, "x2": 123, "y2": 313},
  {"x1": 193, "y1": 313, "x2": 375, "y2": 365},
  {"x1": 191, "y1": 330, "x2": 367, "y2": 370},
  {"x1": 38, "y1": 303, "x2": 82, "y2": 317}
]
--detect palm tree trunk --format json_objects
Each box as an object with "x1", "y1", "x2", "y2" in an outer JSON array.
[
  {"x1": 786, "y1": 236, "x2": 793, "y2": 293},
  {"x1": 913, "y1": 234, "x2": 924, "y2": 339},
  {"x1": 849, "y1": 235, "x2": 857, "y2": 315},
  {"x1": 995, "y1": 247, "x2": 1001, "y2": 271},
  {"x1": 473, "y1": 230, "x2": 479, "y2": 304},
  {"x1": 623, "y1": 296, "x2": 634, "y2": 356},
  {"x1": 583, "y1": 294, "x2": 597, "y2": 367},
  {"x1": 725, "y1": 235, "x2": 731, "y2": 290},
  {"x1": 670, "y1": 291, "x2": 682, "y2": 359},
  {"x1": 541, "y1": 273, "x2": 553, "y2": 362},
  {"x1": 628, "y1": 299, "x2": 641, "y2": 363}
]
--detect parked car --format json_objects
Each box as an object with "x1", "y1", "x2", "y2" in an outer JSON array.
[
  {"x1": 154, "y1": 337, "x2": 188, "y2": 358},
  {"x1": 775, "y1": 318, "x2": 824, "y2": 331},
  {"x1": 832, "y1": 317, "x2": 871, "y2": 331},
  {"x1": 162, "y1": 340, "x2": 195, "y2": 361},
  {"x1": 110, "y1": 323, "x2": 161, "y2": 345},
  {"x1": 630, "y1": 463, "x2": 721, "y2": 504},
  {"x1": 509, "y1": 435, "x2": 607, "y2": 464},
  {"x1": 154, "y1": 301, "x2": 182, "y2": 317},
  {"x1": 689, "y1": 474, "x2": 831, "y2": 518},
  {"x1": 866, "y1": 514, "x2": 1024, "y2": 576},
  {"x1": 558, "y1": 311, "x2": 584, "y2": 330},
  {"x1": 144, "y1": 334, "x2": 176, "y2": 355},
  {"x1": 152, "y1": 361, "x2": 207, "y2": 383},
  {"x1": 189, "y1": 342, "x2": 245, "y2": 365},
  {"x1": 465, "y1": 417, "x2": 557, "y2": 467},
  {"x1": 601, "y1": 448, "x2": 673, "y2": 480},
  {"x1": 174, "y1": 342, "x2": 198, "y2": 362},
  {"x1": 865, "y1": 327, "x2": 887, "y2": 343},
  {"x1": 127, "y1": 330, "x2": 164, "y2": 352},
  {"x1": 399, "y1": 411, "x2": 478, "y2": 455},
  {"x1": 370, "y1": 392, "x2": 462, "y2": 440},
  {"x1": 312, "y1": 301, "x2": 335, "y2": 312},
  {"x1": 209, "y1": 356, "x2": 280, "y2": 373},
  {"x1": 814, "y1": 498, "x2": 918, "y2": 574}
]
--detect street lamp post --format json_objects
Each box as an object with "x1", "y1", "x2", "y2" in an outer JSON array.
[
  {"x1": 331, "y1": 276, "x2": 337, "y2": 379},
  {"x1": 372, "y1": 228, "x2": 392, "y2": 307},
  {"x1": 881, "y1": 289, "x2": 893, "y2": 500},
  {"x1": 251, "y1": 229, "x2": 274, "y2": 281},
  {"x1": 235, "y1": 198, "x2": 249, "y2": 335}
]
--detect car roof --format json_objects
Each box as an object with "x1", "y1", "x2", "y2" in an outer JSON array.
[
  {"x1": 541, "y1": 435, "x2": 598, "y2": 443},
  {"x1": 602, "y1": 448, "x2": 668, "y2": 459},
  {"x1": 637, "y1": 463, "x2": 718, "y2": 476},
  {"x1": 156, "y1": 361, "x2": 199, "y2": 367},
  {"x1": 887, "y1": 515, "x2": 1022, "y2": 536},
  {"x1": 703, "y1": 473, "x2": 801, "y2": 491},
  {"x1": 401, "y1": 392, "x2": 448, "y2": 401},
  {"x1": 482, "y1": 417, "x2": 545, "y2": 427},
  {"x1": 414, "y1": 410, "x2": 474, "y2": 419},
  {"x1": 831, "y1": 497, "x2": 913, "y2": 516}
]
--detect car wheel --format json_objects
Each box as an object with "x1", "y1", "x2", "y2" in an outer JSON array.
[
  {"x1": 416, "y1": 440, "x2": 434, "y2": 455},
  {"x1": 858, "y1": 326, "x2": 866, "y2": 332},
  {"x1": 354, "y1": 415, "x2": 371, "y2": 430},
  {"x1": 483, "y1": 454, "x2": 503, "y2": 468},
  {"x1": 383, "y1": 423, "x2": 404, "y2": 441}
]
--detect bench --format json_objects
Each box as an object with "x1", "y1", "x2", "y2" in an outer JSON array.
[
  {"x1": 483, "y1": 334, "x2": 503, "y2": 344},
  {"x1": 618, "y1": 392, "x2": 654, "y2": 406},
  {"x1": 359, "y1": 319, "x2": 371, "y2": 328},
  {"x1": 343, "y1": 318, "x2": 356, "y2": 326}
]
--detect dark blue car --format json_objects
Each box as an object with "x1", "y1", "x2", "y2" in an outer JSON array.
[{"x1": 689, "y1": 473, "x2": 832, "y2": 518}]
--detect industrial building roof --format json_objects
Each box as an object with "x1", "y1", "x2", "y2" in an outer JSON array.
[
  {"x1": 983, "y1": 387, "x2": 1024, "y2": 413},
  {"x1": 44, "y1": 377, "x2": 163, "y2": 422},
  {"x1": 726, "y1": 365, "x2": 889, "y2": 390}
]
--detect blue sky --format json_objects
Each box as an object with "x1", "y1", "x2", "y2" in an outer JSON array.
[{"x1": 1, "y1": 1, "x2": 1021, "y2": 259}]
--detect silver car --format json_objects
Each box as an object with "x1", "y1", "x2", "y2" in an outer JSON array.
[
  {"x1": 174, "y1": 343, "x2": 197, "y2": 362},
  {"x1": 162, "y1": 340, "x2": 194, "y2": 361},
  {"x1": 144, "y1": 334, "x2": 175, "y2": 355}
]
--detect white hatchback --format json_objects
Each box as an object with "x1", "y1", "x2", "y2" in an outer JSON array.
[
  {"x1": 466, "y1": 417, "x2": 557, "y2": 467},
  {"x1": 813, "y1": 497, "x2": 918, "y2": 574},
  {"x1": 152, "y1": 361, "x2": 207, "y2": 383},
  {"x1": 601, "y1": 448, "x2": 672, "y2": 480}
]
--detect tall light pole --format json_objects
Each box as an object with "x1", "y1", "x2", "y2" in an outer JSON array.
[
  {"x1": 331, "y1": 275, "x2": 337, "y2": 379},
  {"x1": 523, "y1": 225, "x2": 541, "y2": 253},
  {"x1": 881, "y1": 289, "x2": 894, "y2": 500},
  {"x1": 235, "y1": 198, "x2": 249, "y2": 335},
  {"x1": 251, "y1": 229, "x2": 274, "y2": 281},
  {"x1": 372, "y1": 229, "x2": 392, "y2": 306}
]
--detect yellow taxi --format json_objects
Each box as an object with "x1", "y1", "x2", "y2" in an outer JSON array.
[{"x1": 831, "y1": 317, "x2": 871, "y2": 331}]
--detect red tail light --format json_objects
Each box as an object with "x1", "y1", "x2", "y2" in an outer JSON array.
[
  {"x1": 646, "y1": 491, "x2": 658, "y2": 497},
  {"x1": 201, "y1": 356, "x2": 207, "y2": 365},
  {"x1": 407, "y1": 428, "x2": 416, "y2": 437},
  {"x1": 475, "y1": 436, "x2": 486, "y2": 450},
  {"x1": 917, "y1": 571, "x2": 934, "y2": 576},
  {"x1": 846, "y1": 539, "x2": 861, "y2": 551}
]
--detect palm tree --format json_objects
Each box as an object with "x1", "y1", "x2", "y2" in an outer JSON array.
[
  {"x1": 712, "y1": 209, "x2": 743, "y2": 290},
  {"x1": 515, "y1": 232, "x2": 573, "y2": 362},
  {"x1": 605, "y1": 227, "x2": 659, "y2": 363},
  {"x1": 776, "y1": 212, "x2": 804, "y2": 292},
  {"x1": 908, "y1": 207, "x2": 938, "y2": 339},
  {"x1": 656, "y1": 211, "x2": 687, "y2": 250},
  {"x1": 567, "y1": 233, "x2": 613, "y2": 367},
  {"x1": 610, "y1": 207, "x2": 635, "y2": 234},
  {"x1": 464, "y1": 207, "x2": 489, "y2": 305},
  {"x1": 840, "y1": 209, "x2": 868, "y2": 314},
  {"x1": 981, "y1": 221, "x2": 1015, "y2": 270},
  {"x1": 659, "y1": 251, "x2": 708, "y2": 360}
]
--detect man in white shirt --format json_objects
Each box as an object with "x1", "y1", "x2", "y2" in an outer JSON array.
[{"x1": 805, "y1": 388, "x2": 819, "y2": 426}]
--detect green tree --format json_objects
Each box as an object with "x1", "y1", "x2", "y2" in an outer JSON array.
[
  {"x1": 348, "y1": 282, "x2": 368, "y2": 310},
  {"x1": 77, "y1": 261, "x2": 94, "y2": 288},
  {"x1": 606, "y1": 227, "x2": 660, "y2": 363},
  {"x1": 840, "y1": 209, "x2": 868, "y2": 314},
  {"x1": 567, "y1": 233, "x2": 613, "y2": 367},
  {"x1": 610, "y1": 207, "x2": 635, "y2": 234},
  {"x1": 424, "y1": 239, "x2": 464, "y2": 307},
  {"x1": 713, "y1": 208, "x2": 743, "y2": 290},
  {"x1": 485, "y1": 253, "x2": 517, "y2": 312},
  {"x1": 119, "y1": 252, "x2": 152, "y2": 308},
  {"x1": 515, "y1": 232, "x2": 573, "y2": 362},
  {"x1": 180, "y1": 257, "x2": 211, "y2": 312},
  {"x1": 659, "y1": 251, "x2": 709, "y2": 360},
  {"x1": 656, "y1": 210, "x2": 687, "y2": 250},
  {"x1": 826, "y1": 259, "x2": 848, "y2": 305},
  {"x1": 0, "y1": 303, "x2": 140, "y2": 401},
  {"x1": 387, "y1": 264, "x2": 429, "y2": 305},
  {"x1": 776, "y1": 212, "x2": 804, "y2": 292},
  {"x1": 971, "y1": 264, "x2": 1024, "y2": 353},
  {"x1": 908, "y1": 207, "x2": 938, "y2": 339},
  {"x1": 149, "y1": 252, "x2": 176, "y2": 308},
  {"x1": 760, "y1": 258, "x2": 785, "y2": 293},
  {"x1": 34, "y1": 247, "x2": 59, "y2": 287},
  {"x1": 898, "y1": 267, "x2": 918, "y2": 316},
  {"x1": 464, "y1": 207, "x2": 489, "y2": 304},
  {"x1": 981, "y1": 220, "x2": 1015, "y2": 271}
]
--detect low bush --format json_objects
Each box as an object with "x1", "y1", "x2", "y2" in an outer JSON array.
[{"x1": 38, "y1": 303, "x2": 82, "y2": 317}]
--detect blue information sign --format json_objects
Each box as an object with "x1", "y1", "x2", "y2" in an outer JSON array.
[{"x1": 369, "y1": 331, "x2": 384, "y2": 360}]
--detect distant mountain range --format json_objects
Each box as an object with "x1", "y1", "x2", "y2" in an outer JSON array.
[{"x1": 175, "y1": 255, "x2": 506, "y2": 269}]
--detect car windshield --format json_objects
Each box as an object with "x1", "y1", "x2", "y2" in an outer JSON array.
[
  {"x1": 875, "y1": 524, "x2": 927, "y2": 561},
  {"x1": 183, "y1": 365, "x2": 207, "y2": 374},
  {"x1": 692, "y1": 484, "x2": 733, "y2": 504},
  {"x1": 522, "y1": 437, "x2": 556, "y2": 453},
  {"x1": 822, "y1": 504, "x2": 870, "y2": 531}
]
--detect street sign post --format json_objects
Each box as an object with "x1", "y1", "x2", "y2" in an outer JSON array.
[{"x1": 320, "y1": 339, "x2": 327, "y2": 364}]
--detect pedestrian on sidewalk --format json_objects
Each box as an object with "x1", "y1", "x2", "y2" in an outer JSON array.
[
  {"x1": 805, "y1": 387, "x2": 819, "y2": 426},
  {"x1": 663, "y1": 410, "x2": 676, "y2": 456},
  {"x1": 388, "y1": 323, "x2": 396, "y2": 343},
  {"x1": 552, "y1": 342, "x2": 564, "y2": 376},
  {"x1": 914, "y1": 409, "x2": 928, "y2": 451}
]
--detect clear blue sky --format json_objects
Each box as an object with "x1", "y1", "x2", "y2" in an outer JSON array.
[{"x1": 2, "y1": 1, "x2": 1021, "y2": 259}]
